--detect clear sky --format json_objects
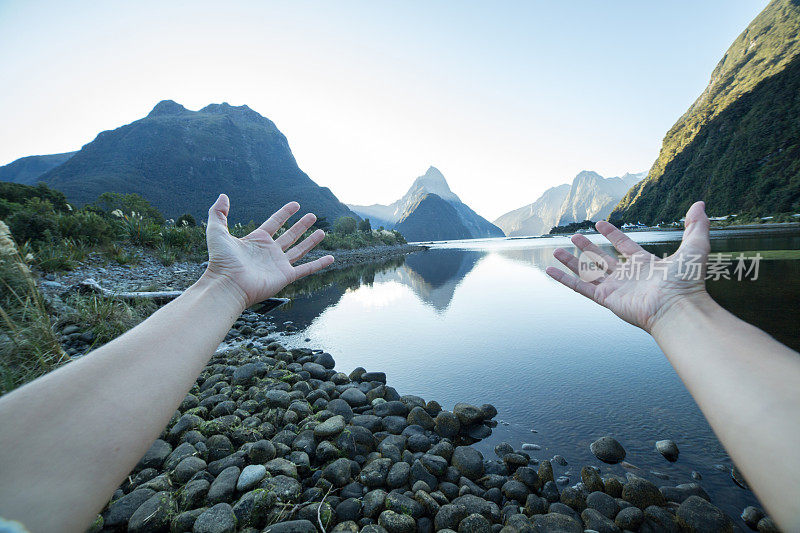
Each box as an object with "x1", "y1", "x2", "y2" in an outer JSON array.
[{"x1": 0, "y1": 1, "x2": 768, "y2": 220}]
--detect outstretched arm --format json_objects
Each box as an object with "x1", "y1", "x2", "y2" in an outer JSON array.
[
  {"x1": 547, "y1": 201, "x2": 800, "y2": 531},
  {"x1": 0, "y1": 195, "x2": 334, "y2": 533}
]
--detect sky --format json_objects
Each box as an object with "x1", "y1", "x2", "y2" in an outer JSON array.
[{"x1": 0, "y1": 1, "x2": 768, "y2": 220}]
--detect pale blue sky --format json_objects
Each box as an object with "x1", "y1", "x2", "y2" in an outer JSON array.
[{"x1": 0, "y1": 1, "x2": 768, "y2": 219}]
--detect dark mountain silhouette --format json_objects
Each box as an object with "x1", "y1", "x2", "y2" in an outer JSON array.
[
  {"x1": 0, "y1": 152, "x2": 76, "y2": 185},
  {"x1": 6, "y1": 100, "x2": 357, "y2": 224}
]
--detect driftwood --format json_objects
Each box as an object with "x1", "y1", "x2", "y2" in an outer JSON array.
[{"x1": 75, "y1": 278, "x2": 289, "y2": 313}]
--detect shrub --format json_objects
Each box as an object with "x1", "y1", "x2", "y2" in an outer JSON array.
[
  {"x1": 175, "y1": 213, "x2": 196, "y2": 227},
  {"x1": 358, "y1": 218, "x2": 372, "y2": 232},
  {"x1": 103, "y1": 243, "x2": 139, "y2": 265},
  {"x1": 333, "y1": 216, "x2": 358, "y2": 235},
  {"x1": 94, "y1": 192, "x2": 165, "y2": 224},
  {"x1": 6, "y1": 199, "x2": 58, "y2": 244},
  {"x1": 56, "y1": 211, "x2": 114, "y2": 244}
]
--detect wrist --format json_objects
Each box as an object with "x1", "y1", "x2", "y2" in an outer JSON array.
[
  {"x1": 649, "y1": 291, "x2": 721, "y2": 339},
  {"x1": 192, "y1": 271, "x2": 249, "y2": 315}
]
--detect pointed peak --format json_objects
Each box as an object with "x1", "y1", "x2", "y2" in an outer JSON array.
[{"x1": 147, "y1": 100, "x2": 190, "y2": 118}]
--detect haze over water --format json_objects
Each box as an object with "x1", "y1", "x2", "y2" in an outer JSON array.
[{"x1": 274, "y1": 227, "x2": 800, "y2": 521}]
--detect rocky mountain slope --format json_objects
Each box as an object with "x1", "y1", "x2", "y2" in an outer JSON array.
[
  {"x1": 349, "y1": 167, "x2": 504, "y2": 241},
  {"x1": 494, "y1": 171, "x2": 645, "y2": 236},
  {"x1": 4, "y1": 101, "x2": 357, "y2": 224},
  {"x1": 611, "y1": 0, "x2": 800, "y2": 223},
  {"x1": 0, "y1": 152, "x2": 76, "y2": 185}
]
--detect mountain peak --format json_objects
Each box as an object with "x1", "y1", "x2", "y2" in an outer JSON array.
[
  {"x1": 147, "y1": 100, "x2": 190, "y2": 118},
  {"x1": 200, "y1": 102, "x2": 267, "y2": 123},
  {"x1": 411, "y1": 166, "x2": 454, "y2": 197}
]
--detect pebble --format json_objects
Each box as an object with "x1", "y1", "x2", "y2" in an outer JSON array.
[
  {"x1": 236, "y1": 464, "x2": 267, "y2": 492},
  {"x1": 655, "y1": 439, "x2": 680, "y2": 462},
  {"x1": 590, "y1": 436, "x2": 626, "y2": 464}
]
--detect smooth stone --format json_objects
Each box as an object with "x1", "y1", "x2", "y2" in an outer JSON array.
[
  {"x1": 590, "y1": 436, "x2": 626, "y2": 464},
  {"x1": 378, "y1": 510, "x2": 416, "y2": 533},
  {"x1": 614, "y1": 506, "x2": 644, "y2": 530},
  {"x1": 315, "y1": 415, "x2": 346, "y2": 438},
  {"x1": 531, "y1": 512, "x2": 583, "y2": 533},
  {"x1": 581, "y1": 508, "x2": 621, "y2": 533},
  {"x1": 586, "y1": 491, "x2": 619, "y2": 520},
  {"x1": 193, "y1": 503, "x2": 236, "y2": 533},
  {"x1": 740, "y1": 506, "x2": 765, "y2": 529},
  {"x1": 621, "y1": 477, "x2": 666, "y2": 510},
  {"x1": 676, "y1": 496, "x2": 734, "y2": 532},
  {"x1": 128, "y1": 491, "x2": 174, "y2": 533},
  {"x1": 236, "y1": 464, "x2": 267, "y2": 492},
  {"x1": 452, "y1": 446, "x2": 485, "y2": 481},
  {"x1": 207, "y1": 466, "x2": 240, "y2": 504},
  {"x1": 262, "y1": 519, "x2": 318, "y2": 533},
  {"x1": 341, "y1": 387, "x2": 368, "y2": 407},
  {"x1": 655, "y1": 440, "x2": 680, "y2": 462},
  {"x1": 103, "y1": 488, "x2": 156, "y2": 527}
]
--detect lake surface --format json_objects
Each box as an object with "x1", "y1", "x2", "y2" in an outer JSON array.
[{"x1": 273, "y1": 227, "x2": 800, "y2": 523}]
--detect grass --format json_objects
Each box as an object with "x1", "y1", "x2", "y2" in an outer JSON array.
[
  {"x1": 0, "y1": 223, "x2": 69, "y2": 394},
  {"x1": 62, "y1": 294, "x2": 156, "y2": 348}
]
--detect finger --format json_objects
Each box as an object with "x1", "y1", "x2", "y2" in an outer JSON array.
[
  {"x1": 275, "y1": 213, "x2": 317, "y2": 251},
  {"x1": 570, "y1": 234, "x2": 618, "y2": 269},
  {"x1": 293, "y1": 255, "x2": 334, "y2": 280},
  {"x1": 595, "y1": 220, "x2": 645, "y2": 257},
  {"x1": 545, "y1": 266, "x2": 597, "y2": 300},
  {"x1": 207, "y1": 194, "x2": 230, "y2": 230},
  {"x1": 286, "y1": 229, "x2": 326, "y2": 263},
  {"x1": 257, "y1": 202, "x2": 301, "y2": 236},
  {"x1": 553, "y1": 248, "x2": 605, "y2": 285},
  {"x1": 677, "y1": 201, "x2": 710, "y2": 255},
  {"x1": 553, "y1": 248, "x2": 581, "y2": 276}
]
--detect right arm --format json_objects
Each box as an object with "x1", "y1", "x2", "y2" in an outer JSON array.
[
  {"x1": 651, "y1": 293, "x2": 800, "y2": 531},
  {"x1": 546, "y1": 201, "x2": 800, "y2": 530}
]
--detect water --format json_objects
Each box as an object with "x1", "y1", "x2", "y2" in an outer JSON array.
[{"x1": 273, "y1": 227, "x2": 800, "y2": 523}]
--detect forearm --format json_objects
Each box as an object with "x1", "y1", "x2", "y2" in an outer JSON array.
[
  {"x1": 0, "y1": 273, "x2": 246, "y2": 532},
  {"x1": 652, "y1": 294, "x2": 800, "y2": 530}
]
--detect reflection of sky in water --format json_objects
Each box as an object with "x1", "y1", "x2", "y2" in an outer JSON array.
[{"x1": 274, "y1": 228, "x2": 800, "y2": 523}]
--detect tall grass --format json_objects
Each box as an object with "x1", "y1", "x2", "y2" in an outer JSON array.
[{"x1": 0, "y1": 222, "x2": 68, "y2": 394}]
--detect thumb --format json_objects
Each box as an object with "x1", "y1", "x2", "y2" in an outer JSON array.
[
  {"x1": 208, "y1": 194, "x2": 230, "y2": 230},
  {"x1": 678, "y1": 200, "x2": 710, "y2": 255}
]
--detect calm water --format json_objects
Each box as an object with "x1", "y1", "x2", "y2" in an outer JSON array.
[{"x1": 273, "y1": 227, "x2": 800, "y2": 524}]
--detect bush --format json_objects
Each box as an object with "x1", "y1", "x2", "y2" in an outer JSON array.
[
  {"x1": 176, "y1": 213, "x2": 196, "y2": 227},
  {"x1": 94, "y1": 192, "x2": 165, "y2": 224},
  {"x1": 6, "y1": 199, "x2": 58, "y2": 244},
  {"x1": 333, "y1": 216, "x2": 358, "y2": 235},
  {"x1": 358, "y1": 218, "x2": 372, "y2": 232},
  {"x1": 56, "y1": 211, "x2": 114, "y2": 245}
]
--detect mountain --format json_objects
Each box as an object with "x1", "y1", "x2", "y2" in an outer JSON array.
[
  {"x1": 6, "y1": 100, "x2": 357, "y2": 224},
  {"x1": 493, "y1": 171, "x2": 645, "y2": 236},
  {"x1": 493, "y1": 184, "x2": 571, "y2": 237},
  {"x1": 611, "y1": 0, "x2": 800, "y2": 223},
  {"x1": 557, "y1": 171, "x2": 644, "y2": 225},
  {"x1": 349, "y1": 167, "x2": 504, "y2": 241},
  {"x1": 0, "y1": 152, "x2": 76, "y2": 185}
]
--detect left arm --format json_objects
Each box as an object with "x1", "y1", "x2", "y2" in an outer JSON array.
[{"x1": 0, "y1": 195, "x2": 333, "y2": 533}]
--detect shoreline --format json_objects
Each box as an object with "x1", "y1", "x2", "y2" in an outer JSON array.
[
  {"x1": 90, "y1": 326, "x2": 766, "y2": 532},
  {"x1": 27, "y1": 245, "x2": 774, "y2": 531}
]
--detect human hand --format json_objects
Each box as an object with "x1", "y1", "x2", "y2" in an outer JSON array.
[
  {"x1": 546, "y1": 201, "x2": 711, "y2": 332},
  {"x1": 202, "y1": 194, "x2": 334, "y2": 309}
]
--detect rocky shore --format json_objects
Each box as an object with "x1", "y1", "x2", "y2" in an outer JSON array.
[
  {"x1": 38, "y1": 243, "x2": 424, "y2": 297},
  {"x1": 88, "y1": 319, "x2": 777, "y2": 533}
]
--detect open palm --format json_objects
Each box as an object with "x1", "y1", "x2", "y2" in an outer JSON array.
[
  {"x1": 204, "y1": 194, "x2": 334, "y2": 308},
  {"x1": 546, "y1": 201, "x2": 711, "y2": 332}
]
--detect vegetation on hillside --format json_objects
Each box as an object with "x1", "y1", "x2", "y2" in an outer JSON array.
[
  {"x1": 548, "y1": 220, "x2": 597, "y2": 234},
  {"x1": 613, "y1": 0, "x2": 800, "y2": 223},
  {"x1": 610, "y1": 52, "x2": 800, "y2": 224},
  {"x1": 0, "y1": 182, "x2": 407, "y2": 273}
]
